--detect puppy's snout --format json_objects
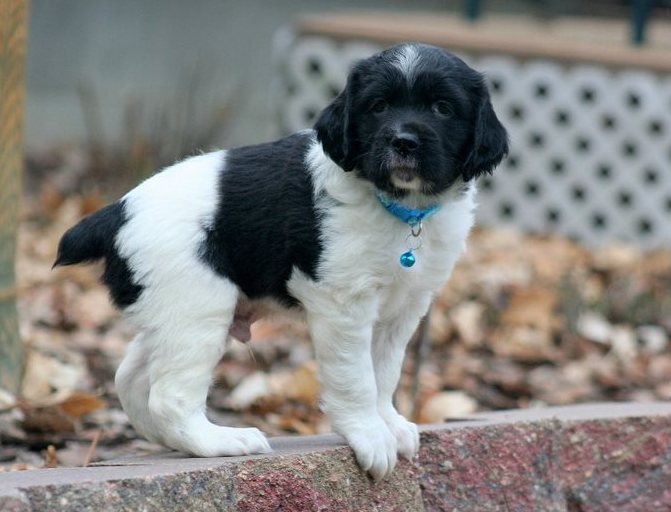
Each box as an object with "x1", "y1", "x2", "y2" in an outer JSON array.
[{"x1": 391, "y1": 132, "x2": 420, "y2": 156}]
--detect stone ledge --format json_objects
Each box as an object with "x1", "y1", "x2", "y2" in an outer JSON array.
[{"x1": 1, "y1": 402, "x2": 670, "y2": 511}]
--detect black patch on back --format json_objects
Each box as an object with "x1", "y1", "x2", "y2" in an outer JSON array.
[
  {"x1": 104, "y1": 239, "x2": 144, "y2": 309},
  {"x1": 102, "y1": 202, "x2": 144, "y2": 308},
  {"x1": 200, "y1": 132, "x2": 323, "y2": 305}
]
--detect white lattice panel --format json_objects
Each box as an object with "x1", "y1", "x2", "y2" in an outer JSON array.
[{"x1": 277, "y1": 37, "x2": 671, "y2": 248}]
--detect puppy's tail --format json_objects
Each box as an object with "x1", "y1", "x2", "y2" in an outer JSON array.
[{"x1": 53, "y1": 202, "x2": 124, "y2": 268}]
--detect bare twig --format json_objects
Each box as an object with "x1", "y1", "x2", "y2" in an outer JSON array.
[
  {"x1": 44, "y1": 445, "x2": 58, "y2": 468},
  {"x1": 410, "y1": 308, "x2": 432, "y2": 420},
  {"x1": 82, "y1": 430, "x2": 102, "y2": 467}
]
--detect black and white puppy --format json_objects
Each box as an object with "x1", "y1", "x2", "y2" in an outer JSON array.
[{"x1": 55, "y1": 43, "x2": 508, "y2": 480}]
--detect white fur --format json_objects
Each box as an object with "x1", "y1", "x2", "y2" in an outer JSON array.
[
  {"x1": 112, "y1": 138, "x2": 475, "y2": 480},
  {"x1": 393, "y1": 44, "x2": 421, "y2": 84},
  {"x1": 390, "y1": 171, "x2": 423, "y2": 191}
]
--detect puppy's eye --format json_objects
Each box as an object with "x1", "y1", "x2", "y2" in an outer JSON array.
[
  {"x1": 432, "y1": 101, "x2": 453, "y2": 117},
  {"x1": 371, "y1": 100, "x2": 389, "y2": 114}
]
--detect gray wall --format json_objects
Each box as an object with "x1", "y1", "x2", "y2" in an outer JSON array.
[{"x1": 26, "y1": 0, "x2": 458, "y2": 151}]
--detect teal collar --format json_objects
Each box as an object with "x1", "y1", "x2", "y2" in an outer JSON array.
[
  {"x1": 375, "y1": 192, "x2": 442, "y2": 268},
  {"x1": 375, "y1": 192, "x2": 441, "y2": 226}
]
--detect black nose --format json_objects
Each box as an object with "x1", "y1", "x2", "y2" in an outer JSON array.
[{"x1": 392, "y1": 132, "x2": 420, "y2": 155}]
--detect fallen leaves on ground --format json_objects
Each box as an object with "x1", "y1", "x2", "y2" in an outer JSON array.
[{"x1": 1, "y1": 183, "x2": 670, "y2": 472}]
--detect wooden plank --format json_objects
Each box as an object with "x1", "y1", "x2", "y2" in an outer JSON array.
[
  {"x1": 297, "y1": 13, "x2": 671, "y2": 72},
  {"x1": 0, "y1": 0, "x2": 29, "y2": 392}
]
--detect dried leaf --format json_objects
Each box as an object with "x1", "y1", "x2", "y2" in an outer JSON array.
[
  {"x1": 428, "y1": 309, "x2": 452, "y2": 344},
  {"x1": 500, "y1": 287, "x2": 559, "y2": 332},
  {"x1": 490, "y1": 326, "x2": 558, "y2": 362},
  {"x1": 528, "y1": 360, "x2": 595, "y2": 404},
  {"x1": 636, "y1": 325, "x2": 668, "y2": 354},
  {"x1": 0, "y1": 389, "x2": 16, "y2": 411},
  {"x1": 449, "y1": 301, "x2": 484, "y2": 347},
  {"x1": 276, "y1": 415, "x2": 317, "y2": 436},
  {"x1": 39, "y1": 182, "x2": 66, "y2": 216},
  {"x1": 70, "y1": 287, "x2": 117, "y2": 329},
  {"x1": 592, "y1": 244, "x2": 641, "y2": 273},
  {"x1": 419, "y1": 391, "x2": 478, "y2": 423},
  {"x1": 576, "y1": 312, "x2": 612, "y2": 345},
  {"x1": 0, "y1": 463, "x2": 38, "y2": 473},
  {"x1": 20, "y1": 348, "x2": 88, "y2": 407},
  {"x1": 610, "y1": 325, "x2": 637, "y2": 361},
  {"x1": 526, "y1": 237, "x2": 589, "y2": 283},
  {"x1": 228, "y1": 362, "x2": 319, "y2": 410},
  {"x1": 20, "y1": 404, "x2": 76, "y2": 435},
  {"x1": 227, "y1": 372, "x2": 270, "y2": 410},
  {"x1": 80, "y1": 191, "x2": 106, "y2": 215},
  {"x1": 59, "y1": 393, "x2": 106, "y2": 418}
]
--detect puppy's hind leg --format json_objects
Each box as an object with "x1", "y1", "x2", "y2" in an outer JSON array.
[
  {"x1": 115, "y1": 333, "x2": 159, "y2": 443},
  {"x1": 145, "y1": 325, "x2": 270, "y2": 457},
  {"x1": 126, "y1": 283, "x2": 270, "y2": 457}
]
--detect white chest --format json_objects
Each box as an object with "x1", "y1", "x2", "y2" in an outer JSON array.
[{"x1": 311, "y1": 189, "x2": 475, "y2": 320}]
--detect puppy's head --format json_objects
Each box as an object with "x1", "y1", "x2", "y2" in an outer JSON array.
[{"x1": 314, "y1": 43, "x2": 508, "y2": 197}]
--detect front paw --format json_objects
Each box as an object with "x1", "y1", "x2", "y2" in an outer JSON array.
[
  {"x1": 380, "y1": 411, "x2": 420, "y2": 460},
  {"x1": 339, "y1": 418, "x2": 398, "y2": 481}
]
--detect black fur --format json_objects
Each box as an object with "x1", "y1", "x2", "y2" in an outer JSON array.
[
  {"x1": 460, "y1": 94, "x2": 510, "y2": 181},
  {"x1": 313, "y1": 81, "x2": 355, "y2": 172},
  {"x1": 54, "y1": 202, "x2": 143, "y2": 308},
  {"x1": 315, "y1": 44, "x2": 508, "y2": 197},
  {"x1": 200, "y1": 132, "x2": 322, "y2": 306}
]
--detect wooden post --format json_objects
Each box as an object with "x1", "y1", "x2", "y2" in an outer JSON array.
[{"x1": 0, "y1": 0, "x2": 29, "y2": 392}]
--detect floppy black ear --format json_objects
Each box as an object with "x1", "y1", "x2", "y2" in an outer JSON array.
[
  {"x1": 314, "y1": 75, "x2": 356, "y2": 172},
  {"x1": 461, "y1": 95, "x2": 509, "y2": 181}
]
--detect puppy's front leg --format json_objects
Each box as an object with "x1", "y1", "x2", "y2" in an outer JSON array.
[
  {"x1": 372, "y1": 296, "x2": 432, "y2": 461},
  {"x1": 306, "y1": 297, "x2": 398, "y2": 480}
]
